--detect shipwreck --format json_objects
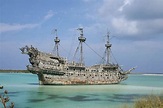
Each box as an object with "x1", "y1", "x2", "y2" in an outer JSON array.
[{"x1": 20, "y1": 28, "x2": 135, "y2": 85}]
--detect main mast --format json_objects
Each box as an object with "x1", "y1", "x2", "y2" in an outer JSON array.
[
  {"x1": 105, "y1": 32, "x2": 112, "y2": 64},
  {"x1": 78, "y1": 28, "x2": 86, "y2": 65},
  {"x1": 53, "y1": 29, "x2": 60, "y2": 56}
]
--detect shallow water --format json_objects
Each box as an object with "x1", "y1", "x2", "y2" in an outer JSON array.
[{"x1": 0, "y1": 73, "x2": 163, "y2": 108}]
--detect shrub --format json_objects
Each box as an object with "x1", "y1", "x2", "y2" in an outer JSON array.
[
  {"x1": 123, "y1": 95, "x2": 163, "y2": 108},
  {"x1": 134, "y1": 95, "x2": 163, "y2": 108}
]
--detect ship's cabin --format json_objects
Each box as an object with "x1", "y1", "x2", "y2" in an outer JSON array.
[
  {"x1": 67, "y1": 62, "x2": 85, "y2": 71},
  {"x1": 89, "y1": 64, "x2": 119, "y2": 72}
]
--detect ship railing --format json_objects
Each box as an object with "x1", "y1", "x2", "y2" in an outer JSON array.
[
  {"x1": 69, "y1": 62, "x2": 85, "y2": 66},
  {"x1": 40, "y1": 64, "x2": 61, "y2": 71},
  {"x1": 102, "y1": 64, "x2": 118, "y2": 68}
]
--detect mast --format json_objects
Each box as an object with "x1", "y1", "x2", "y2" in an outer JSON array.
[
  {"x1": 77, "y1": 28, "x2": 86, "y2": 65},
  {"x1": 105, "y1": 32, "x2": 112, "y2": 64},
  {"x1": 53, "y1": 29, "x2": 60, "y2": 56}
]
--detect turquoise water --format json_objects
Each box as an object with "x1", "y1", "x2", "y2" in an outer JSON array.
[{"x1": 0, "y1": 73, "x2": 163, "y2": 108}]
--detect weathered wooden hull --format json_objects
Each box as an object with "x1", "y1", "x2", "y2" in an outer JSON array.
[{"x1": 35, "y1": 71, "x2": 127, "y2": 85}]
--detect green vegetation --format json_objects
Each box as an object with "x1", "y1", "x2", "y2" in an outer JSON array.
[
  {"x1": 123, "y1": 95, "x2": 163, "y2": 108},
  {"x1": 0, "y1": 69, "x2": 29, "y2": 73}
]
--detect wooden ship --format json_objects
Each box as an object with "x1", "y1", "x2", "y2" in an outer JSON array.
[{"x1": 20, "y1": 28, "x2": 135, "y2": 85}]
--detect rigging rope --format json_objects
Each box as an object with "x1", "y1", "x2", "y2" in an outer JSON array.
[
  {"x1": 84, "y1": 42, "x2": 105, "y2": 62},
  {"x1": 110, "y1": 50, "x2": 123, "y2": 71},
  {"x1": 59, "y1": 44, "x2": 70, "y2": 55},
  {"x1": 110, "y1": 50, "x2": 118, "y2": 64},
  {"x1": 73, "y1": 42, "x2": 80, "y2": 61},
  {"x1": 68, "y1": 30, "x2": 78, "y2": 60}
]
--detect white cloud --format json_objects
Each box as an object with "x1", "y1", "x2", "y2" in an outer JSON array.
[
  {"x1": 0, "y1": 23, "x2": 39, "y2": 33},
  {"x1": 123, "y1": 0, "x2": 163, "y2": 20},
  {"x1": 137, "y1": 19, "x2": 163, "y2": 35},
  {"x1": 118, "y1": 0, "x2": 132, "y2": 11},
  {"x1": 92, "y1": 0, "x2": 163, "y2": 40},
  {"x1": 44, "y1": 10, "x2": 55, "y2": 20},
  {"x1": 97, "y1": 0, "x2": 123, "y2": 19},
  {"x1": 0, "y1": 10, "x2": 56, "y2": 33},
  {"x1": 112, "y1": 17, "x2": 138, "y2": 35}
]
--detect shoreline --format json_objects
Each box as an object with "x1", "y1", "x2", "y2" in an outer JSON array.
[{"x1": 0, "y1": 69, "x2": 30, "y2": 73}]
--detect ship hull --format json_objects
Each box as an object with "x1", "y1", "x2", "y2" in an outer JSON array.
[{"x1": 35, "y1": 71, "x2": 126, "y2": 85}]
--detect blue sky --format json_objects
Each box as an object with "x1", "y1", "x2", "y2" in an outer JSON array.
[{"x1": 0, "y1": 0, "x2": 163, "y2": 73}]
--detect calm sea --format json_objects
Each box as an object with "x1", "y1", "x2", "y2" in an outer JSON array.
[{"x1": 0, "y1": 73, "x2": 163, "y2": 108}]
